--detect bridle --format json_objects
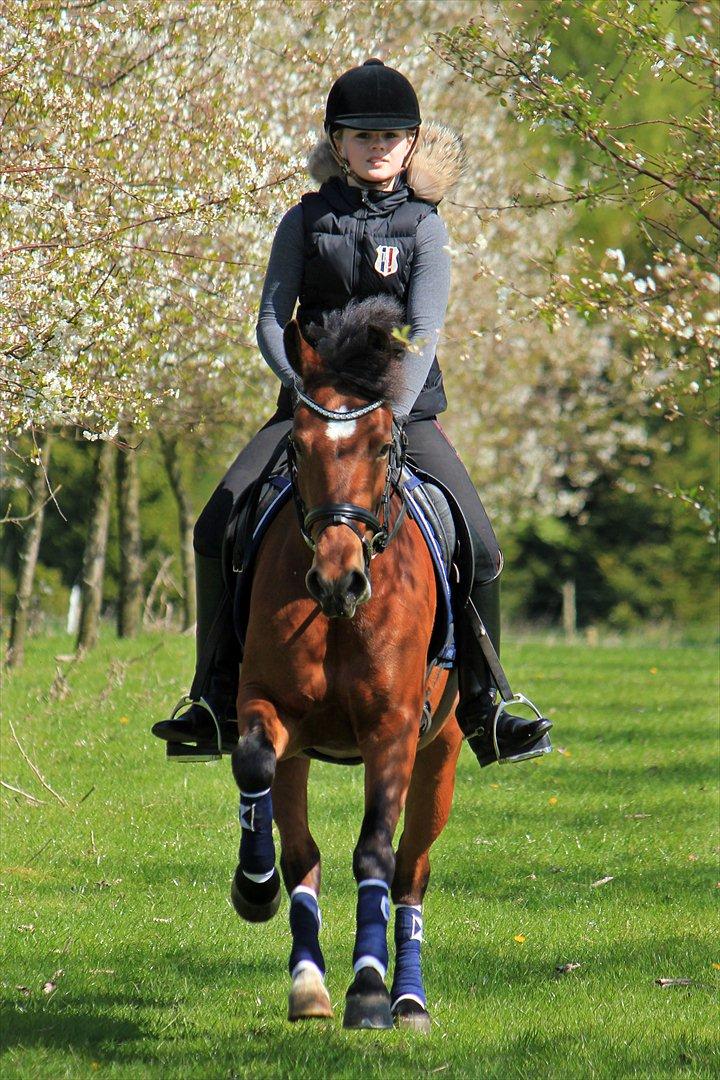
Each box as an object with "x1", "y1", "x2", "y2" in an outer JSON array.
[{"x1": 287, "y1": 387, "x2": 407, "y2": 569}]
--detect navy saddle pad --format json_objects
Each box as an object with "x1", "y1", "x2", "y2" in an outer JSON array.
[{"x1": 227, "y1": 465, "x2": 458, "y2": 668}]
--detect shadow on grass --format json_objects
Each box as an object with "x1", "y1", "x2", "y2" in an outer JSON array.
[
  {"x1": 2, "y1": 930, "x2": 716, "y2": 1078},
  {"x1": 4, "y1": 1005, "x2": 714, "y2": 1078},
  {"x1": 0, "y1": 950, "x2": 283, "y2": 1060},
  {"x1": 0, "y1": 1001, "x2": 146, "y2": 1053}
]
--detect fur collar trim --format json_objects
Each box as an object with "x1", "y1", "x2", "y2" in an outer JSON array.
[{"x1": 307, "y1": 121, "x2": 466, "y2": 205}]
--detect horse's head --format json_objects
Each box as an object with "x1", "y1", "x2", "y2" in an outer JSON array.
[{"x1": 283, "y1": 298, "x2": 407, "y2": 619}]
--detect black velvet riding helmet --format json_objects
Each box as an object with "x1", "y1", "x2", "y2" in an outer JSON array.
[{"x1": 324, "y1": 59, "x2": 421, "y2": 131}]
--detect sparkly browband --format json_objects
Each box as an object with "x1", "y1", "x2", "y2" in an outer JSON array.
[{"x1": 294, "y1": 387, "x2": 385, "y2": 422}]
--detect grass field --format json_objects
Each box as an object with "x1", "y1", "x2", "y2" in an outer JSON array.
[{"x1": 1, "y1": 632, "x2": 718, "y2": 1079}]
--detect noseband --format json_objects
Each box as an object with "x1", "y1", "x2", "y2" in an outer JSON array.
[{"x1": 288, "y1": 388, "x2": 407, "y2": 568}]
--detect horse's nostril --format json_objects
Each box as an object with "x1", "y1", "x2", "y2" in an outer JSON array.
[
  {"x1": 306, "y1": 566, "x2": 371, "y2": 616},
  {"x1": 347, "y1": 569, "x2": 371, "y2": 604},
  {"x1": 305, "y1": 567, "x2": 325, "y2": 602}
]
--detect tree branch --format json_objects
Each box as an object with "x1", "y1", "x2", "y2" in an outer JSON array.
[{"x1": 1, "y1": 485, "x2": 63, "y2": 526}]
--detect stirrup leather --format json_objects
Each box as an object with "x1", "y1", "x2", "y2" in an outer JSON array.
[{"x1": 462, "y1": 597, "x2": 553, "y2": 766}]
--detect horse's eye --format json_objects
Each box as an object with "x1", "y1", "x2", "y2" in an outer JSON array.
[{"x1": 377, "y1": 443, "x2": 391, "y2": 459}]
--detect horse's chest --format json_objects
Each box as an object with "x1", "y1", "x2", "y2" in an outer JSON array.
[{"x1": 286, "y1": 624, "x2": 381, "y2": 704}]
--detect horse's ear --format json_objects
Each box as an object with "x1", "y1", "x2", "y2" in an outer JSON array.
[{"x1": 283, "y1": 320, "x2": 321, "y2": 379}]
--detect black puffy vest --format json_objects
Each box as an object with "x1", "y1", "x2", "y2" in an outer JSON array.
[{"x1": 276, "y1": 175, "x2": 448, "y2": 420}]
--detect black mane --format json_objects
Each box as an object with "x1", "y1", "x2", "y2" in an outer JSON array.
[{"x1": 306, "y1": 297, "x2": 407, "y2": 400}]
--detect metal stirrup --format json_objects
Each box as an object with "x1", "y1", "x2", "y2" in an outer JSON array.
[
  {"x1": 167, "y1": 694, "x2": 223, "y2": 755},
  {"x1": 492, "y1": 693, "x2": 549, "y2": 765}
]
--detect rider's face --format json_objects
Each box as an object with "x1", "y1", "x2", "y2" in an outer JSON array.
[{"x1": 335, "y1": 128, "x2": 414, "y2": 190}]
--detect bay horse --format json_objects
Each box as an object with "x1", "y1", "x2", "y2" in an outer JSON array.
[{"x1": 230, "y1": 297, "x2": 462, "y2": 1031}]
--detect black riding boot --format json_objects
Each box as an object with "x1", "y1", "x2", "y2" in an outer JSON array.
[
  {"x1": 455, "y1": 578, "x2": 552, "y2": 767},
  {"x1": 151, "y1": 552, "x2": 240, "y2": 760}
]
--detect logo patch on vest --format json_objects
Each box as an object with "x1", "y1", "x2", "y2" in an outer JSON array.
[{"x1": 374, "y1": 245, "x2": 400, "y2": 277}]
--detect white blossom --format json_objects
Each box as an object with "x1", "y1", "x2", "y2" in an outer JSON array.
[{"x1": 606, "y1": 248, "x2": 626, "y2": 271}]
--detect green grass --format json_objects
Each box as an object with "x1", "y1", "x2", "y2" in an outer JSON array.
[{"x1": 1, "y1": 633, "x2": 718, "y2": 1079}]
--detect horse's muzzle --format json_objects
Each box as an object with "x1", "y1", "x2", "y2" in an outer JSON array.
[{"x1": 305, "y1": 566, "x2": 371, "y2": 619}]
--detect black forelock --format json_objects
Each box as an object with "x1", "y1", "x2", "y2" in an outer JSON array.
[{"x1": 305, "y1": 297, "x2": 407, "y2": 400}]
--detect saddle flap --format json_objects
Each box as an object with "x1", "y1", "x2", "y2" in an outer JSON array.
[
  {"x1": 402, "y1": 472, "x2": 455, "y2": 572},
  {"x1": 401, "y1": 466, "x2": 460, "y2": 668},
  {"x1": 402, "y1": 462, "x2": 474, "y2": 608}
]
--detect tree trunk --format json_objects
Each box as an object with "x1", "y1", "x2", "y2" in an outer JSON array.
[
  {"x1": 562, "y1": 579, "x2": 577, "y2": 641},
  {"x1": 76, "y1": 440, "x2": 115, "y2": 653},
  {"x1": 6, "y1": 434, "x2": 53, "y2": 668},
  {"x1": 159, "y1": 433, "x2": 196, "y2": 631},
  {"x1": 116, "y1": 442, "x2": 143, "y2": 637}
]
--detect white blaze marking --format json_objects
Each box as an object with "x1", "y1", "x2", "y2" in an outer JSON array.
[{"x1": 325, "y1": 406, "x2": 357, "y2": 442}]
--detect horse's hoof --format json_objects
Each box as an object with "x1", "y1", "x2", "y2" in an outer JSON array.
[
  {"x1": 288, "y1": 965, "x2": 333, "y2": 1021},
  {"x1": 230, "y1": 867, "x2": 281, "y2": 923},
  {"x1": 393, "y1": 997, "x2": 432, "y2": 1034},
  {"x1": 343, "y1": 966, "x2": 393, "y2": 1029}
]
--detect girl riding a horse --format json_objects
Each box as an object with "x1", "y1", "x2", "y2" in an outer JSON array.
[
  {"x1": 153, "y1": 56, "x2": 554, "y2": 1032},
  {"x1": 153, "y1": 59, "x2": 552, "y2": 769}
]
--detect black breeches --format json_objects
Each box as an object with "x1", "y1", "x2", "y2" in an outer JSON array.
[
  {"x1": 193, "y1": 411, "x2": 293, "y2": 558},
  {"x1": 193, "y1": 413, "x2": 502, "y2": 590}
]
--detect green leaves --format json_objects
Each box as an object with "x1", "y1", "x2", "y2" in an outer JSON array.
[{"x1": 433, "y1": 0, "x2": 718, "y2": 536}]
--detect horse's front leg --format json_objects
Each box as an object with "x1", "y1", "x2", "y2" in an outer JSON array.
[
  {"x1": 273, "y1": 755, "x2": 333, "y2": 1022},
  {"x1": 229, "y1": 697, "x2": 288, "y2": 923},
  {"x1": 391, "y1": 718, "x2": 463, "y2": 1033},
  {"x1": 343, "y1": 715, "x2": 419, "y2": 1030}
]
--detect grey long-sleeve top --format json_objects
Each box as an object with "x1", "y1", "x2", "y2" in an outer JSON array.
[{"x1": 256, "y1": 203, "x2": 451, "y2": 416}]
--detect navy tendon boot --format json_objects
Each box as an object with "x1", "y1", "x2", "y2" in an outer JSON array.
[
  {"x1": 151, "y1": 552, "x2": 240, "y2": 761},
  {"x1": 455, "y1": 579, "x2": 553, "y2": 767}
]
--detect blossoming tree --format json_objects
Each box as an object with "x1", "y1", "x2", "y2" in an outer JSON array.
[
  {"x1": 3, "y1": 0, "x2": 700, "y2": 654},
  {"x1": 434, "y1": 0, "x2": 719, "y2": 534}
]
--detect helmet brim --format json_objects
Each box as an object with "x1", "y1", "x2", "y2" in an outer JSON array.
[{"x1": 327, "y1": 115, "x2": 421, "y2": 131}]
